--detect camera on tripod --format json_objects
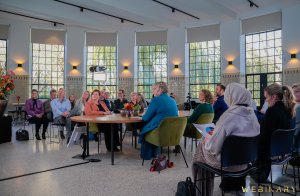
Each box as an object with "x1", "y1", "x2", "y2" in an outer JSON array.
[{"x1": 89, "y1": 65, "x2": 107, "y2": 72}]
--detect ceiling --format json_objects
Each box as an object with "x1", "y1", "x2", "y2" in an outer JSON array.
[{"x1": 0, "y1": 0, "x2": 299, "y2": 31}]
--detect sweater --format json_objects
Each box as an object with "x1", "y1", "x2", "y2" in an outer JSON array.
[{"x1": 187, "y1": 102, "x2": 214, "y2": 124}]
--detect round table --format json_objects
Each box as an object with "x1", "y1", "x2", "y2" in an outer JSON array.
[{"x1": 71, "y1": 114, "x2": 143, "y2": 165}]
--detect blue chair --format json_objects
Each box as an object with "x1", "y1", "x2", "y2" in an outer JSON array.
[
  {"x1": 193, "y1": 135, "x2": 259, "y2": 196},
  {"x1": 269, "y1": 129, "x2": 296, "y2": 196}
]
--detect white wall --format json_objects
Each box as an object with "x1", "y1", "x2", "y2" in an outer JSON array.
[
  {"x1": 118, "y1": 28, "x2": 135, "y2": 78},
  {"x1": 220, "y1": 19, "x2": 241, "y2": 74},
  {"x1": 167, "y1": 27, "x2": 186, "y2": 76},
  {"x1": 282, "y1": 4, "x2": 300, "y2": 68},
  {"x1": 66, "y1": 26, "x2": 85, "y2": 76},
  {"x1": 7, "y1": 20, "x2": 30, "y2": 74}
]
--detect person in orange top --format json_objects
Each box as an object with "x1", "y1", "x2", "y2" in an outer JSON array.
[{"x1": 85, "y1": 89, "x2": 120, "y2": 151}]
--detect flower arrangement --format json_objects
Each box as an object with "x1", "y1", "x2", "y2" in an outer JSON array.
[
  {"x1": 124, "y1": 103, "x2": 133, "y2": 111},
  {"x1": 133, "y1": 104, "x2": 141, "y2": 111},
  {"x1": 0, "y1": 68, "x2": 15, "y2": 100},
  {"x1": 16, "y1": 95, "x2": 21, "y2": 104}
]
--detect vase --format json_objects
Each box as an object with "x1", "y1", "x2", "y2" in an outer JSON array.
[
  {"x1": 132, "y1": 110, "x2": 139, "y2": 117},
  {"x1": 120, "y1": 109, "x2": 126, "y2": 117},
  {"x1": 0, "y1": 99, "x2": 8, "y2": 117},
  {"x1": 127, "y1": 110, "x2": 131, "y2": 118}
]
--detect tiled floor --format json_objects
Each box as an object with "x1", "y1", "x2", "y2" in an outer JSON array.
[{"x1": 0, "y1": 125, "x2": 298, "y2": 196}]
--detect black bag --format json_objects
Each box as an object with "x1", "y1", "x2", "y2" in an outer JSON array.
[
  {"x1": 175, "y1": 177, "x2": 196, "y2": 196},
  {"x1": 16, "y1": 129, "x2": 29, "y2": 141}
]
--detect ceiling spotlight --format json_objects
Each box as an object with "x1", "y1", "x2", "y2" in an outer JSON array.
[
  {"x1": 172, "y1": 8, "x2": 175, "y2": 13},
  {"x1": 80, "y1": 7, "x2": 84, "y2": 12},
  {"x1": 247, "y1": 0, "x2": 259, "y2": 8},
  {"x1": 53, "y1": 22, "x2": 57, "y2": 26},
  {"x1": 121, "y1": 19, "x2": 124, "y2": 23}
]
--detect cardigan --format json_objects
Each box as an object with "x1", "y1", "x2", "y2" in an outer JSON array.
[
  {"x1": 187, "y1": 102, "x2": 214, "y2": 124},
  {"x1": 139, "y1": 93, "x2": 178, "y2": 143}
]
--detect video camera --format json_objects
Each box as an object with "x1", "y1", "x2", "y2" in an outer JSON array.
[{"x1": 89, "y1": 65, "x2": 107, "y2": 72}]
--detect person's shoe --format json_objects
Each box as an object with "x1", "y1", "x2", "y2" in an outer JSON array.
[
  {"x1": 42, "y1": 132, "x2": 46, "y2": 140},
  {"x1": 35, "y1": 134, "x2": 41, "y2": 140},
  {"x1": 60, "y1": 131, "x2": 65, "y2": 139},
  {"x1": 113, "y1": 147, "x2": 120, "y2": 152}
]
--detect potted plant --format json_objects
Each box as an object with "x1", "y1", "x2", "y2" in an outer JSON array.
[
  {"x1": 132, "y1": 105, "x2": 141, "y2": 116},
  {"x1": 0, "y1": 68, "x2": 15, "y2": 116}
]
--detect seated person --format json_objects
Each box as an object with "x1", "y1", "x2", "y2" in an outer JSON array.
[
  {"x1": 113, "y1": 89, "x2": 128, "y2": 112},
  {"x1": 25, "y1": 89, "x2": 48, "y2": 140},
  {"x1": 70, "y1": 91, "x2": 90, "y2": 116},
  {"x1": 50, "y1": 88, "x2": 71, "y2": 140},
  {"x1": 69, "y1": 94, "x2": 76, "y2": 110},
  {"x1": 85, "y1": 89, "x2": 120, "y2": 151},
  {"x1": 137, "y1": 92, "x2": 147, "y2": 110},
  {"x1": 44, "y1": 89, "x2": 57, "y2": 122},
  {"x1": 213, "y1": 84, "x2": 228, "y2": 122},
  {"x1": 183, "y1": 89, "x2": 214, "y2": 138},
  {"x1": 129, "y1": 92, "x2": 144, "y2": 112},
  {"x1": 292, "y1": 83, "x2": 300, "y2": 131},
  {"x1": 102, "y1": 91, "x2": 112, "y2": 111},
  {"x1": 193, "y1": 83, "x2": 260, "y2": 195},
  {"x1": 251, "y1": 84, "x2": 296, "y2": 183},
  {"x1": 139, "y1": 82, "x2": 178, "y2": 160}
]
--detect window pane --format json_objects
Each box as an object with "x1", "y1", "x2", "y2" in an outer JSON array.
[
  {"x1": 137, "y1": 45, "x2": 168, "y2": 99},
  {"x1": 0, "y1": 40, "x2": 7, "y2": 72},
  {"x1": 245, "y1": 30, "x2": 282, "y2": 106},
  {"x1": 189, "y1": 40, "x2": 220, "y2": 98},
  {"x1": 31, "y1": 43, "x2": 65, "y2": 98},
  {"x1": 86, "y1": 46, "x2": 117, "y2": 99}
]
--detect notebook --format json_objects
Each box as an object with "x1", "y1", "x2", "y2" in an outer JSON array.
[{"x1": 192, "y1": 123, "x2": 215, "y2": 138}]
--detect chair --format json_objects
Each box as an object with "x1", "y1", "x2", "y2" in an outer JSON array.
[
  {"x1": 183, "y1": 113, "x2": 214, "y2": 151},
  {"x1": 49, "y1": 121, "x2": 64, "y2": 144},
  {"x1": 89, "y1": 122, "x2": 102, "y2": 153},
  {"x1": 142, "y1": 116, "x2": 188, "y2": 168},
  {"x1": 268, "y1": 129, "x2": 296, "y2": 195},
  {"x1": 291, "y1": 128, "x2": 300, "y2": 190},
  {"x1": 193, "y1": 135, "x2": 259, "y2": 196}
]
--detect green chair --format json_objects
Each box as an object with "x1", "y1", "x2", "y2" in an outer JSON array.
[
  {"x1": 143, "y1": 116, "x2": 188, "y2": 168},
  {"x1": 183, "y1": 113, "x2": 214, "y2": 151}
]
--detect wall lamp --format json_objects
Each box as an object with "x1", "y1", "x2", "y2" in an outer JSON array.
[
  {"x1": 17, "y1": 63, "x2": 22, "y2": 68},
  {"x1": 174, "y1": 64, "x2": 179, "y2": 69},
  {"x1": 72, "y1": 66, "x2": 77, "y2": 70},
  {"x1": 124, "y1": 66, "x2": 128, "y2": 70},
  {"x1": 291, "y1": 54, "x2": 297, "y2": 59},
  {"x1": 228, "y1": 61, "x2": 233, "y2": 65}
]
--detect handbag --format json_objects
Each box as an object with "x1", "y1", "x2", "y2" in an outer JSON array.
[{"x1": 150, "y1": 155, "x2": 174, "y2": 172}]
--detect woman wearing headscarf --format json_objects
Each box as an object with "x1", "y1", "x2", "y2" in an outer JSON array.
[{"x1": 193, "y1": 83, "x2": 260, "y2": 196}]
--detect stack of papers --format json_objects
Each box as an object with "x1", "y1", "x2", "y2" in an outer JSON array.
[{"x1": 193, "y1": 123, "x2": 215, "y2": 138}]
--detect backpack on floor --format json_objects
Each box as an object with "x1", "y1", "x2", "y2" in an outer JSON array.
[
  {"x1": 16, "y1": 129, "x2": 29, "y2": 141},
  {"x1": 175, "y1": 177, "x2": 196, "y2": 196}
]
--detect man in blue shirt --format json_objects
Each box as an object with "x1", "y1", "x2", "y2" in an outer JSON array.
[
  {"x1": 213, "y1": 84, "x2": 228, "y2": 122},
  {"x1": 51, "y1": 88, "x2": 71, "y2": 140}
]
